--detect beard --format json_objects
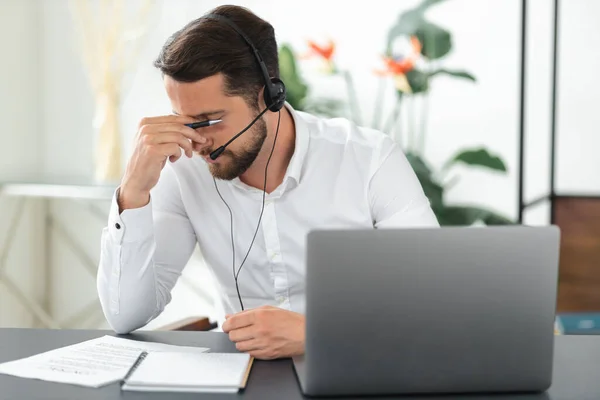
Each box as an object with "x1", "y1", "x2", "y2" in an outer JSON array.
[{"x1": 201, "y1": 114, "x2": 267, "y2": 181}]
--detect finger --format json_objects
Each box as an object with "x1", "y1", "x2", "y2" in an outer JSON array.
[
  {"x1": 225, "y1": 305, "x2": 272, "y2": 320},
  {"x1": 235, "y1": 339, "x2": 264, "y2": 353},
  {"x1": 143, "y1": 123, "x2": 207, "y2": 144},
  {"x1": 228, "y1": 326, "x2": 255, "y2": 343},
  {"x1": 148, "y1": 132, "x2": 193, "y2": 158},
  {"x1": 222, "y1": 312, "x2": 255, "y2": 333},
  {"x1": 153, "y1": 143, "x2": 181, "y2": 163},
  {"x1": 138, "y1": 115, "x2": 198, "y2": 127},
  {"x1": 234, "y1": 305, "x2": 273, "y2": 316},
  {"x1": 222, "y1": 307, "x2": 274, "y2": 331}
]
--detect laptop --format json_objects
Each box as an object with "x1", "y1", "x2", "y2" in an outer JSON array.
[{"x1": 293, "y1": 226, "x2": 560, "y2": 397}]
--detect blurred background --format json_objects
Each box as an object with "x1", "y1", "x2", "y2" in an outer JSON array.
[{"x1": 0, "y1": 0, "x2": 598, "y2": 334}]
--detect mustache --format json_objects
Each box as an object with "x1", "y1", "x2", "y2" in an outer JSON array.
[
  {"x1": 195, "y1": 144, "x2": 215, "y2": 156},
  {"x1": 198, "y1": 147, "x2": 233, "y2": 158}
]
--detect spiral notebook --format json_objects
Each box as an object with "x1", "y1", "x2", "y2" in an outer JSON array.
[{"x1": 121, "y1": 351, "x2": 254, "y2": 393}]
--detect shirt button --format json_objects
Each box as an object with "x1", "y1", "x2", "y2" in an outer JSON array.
[{"x1": 115, "y1": 223, "x2": 121, "y2": 229}]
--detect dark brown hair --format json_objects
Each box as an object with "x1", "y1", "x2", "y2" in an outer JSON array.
[{"x1": 154, "y1": 5, "x2": 279, "y2": 110}]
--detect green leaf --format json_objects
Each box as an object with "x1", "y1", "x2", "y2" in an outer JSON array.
[
  {"x1": 427, "y1": 68, "x2": 476, "y2": 82},
  {"x1": 406, "y1": 69, "x2": 429, "y2": 93},
  {"x1": 419, "y1": 177, "x2": 444, "y2": 211},
  {"x1": 406, "y1": 151, "x2": 432, "y2": 177},
  {"x1": 415, "y1": 21, "x2": 452, "y2": 60},
  {"x1": 386, "y1": 10, "x2": 423, "y2": 53},
  {"x1": 386, "y1": 0, "x2": 448, "y2": 49},
  {"x1": 386, "y1": 0, "x2": 451, "y2": 57},
  {"x1": 436, "y1": 206, "x2": 513, "y2": 226},
  {"x1": 447, "y1": 148, "x2": 507, "y2": 172},
  {"x1": 480, "y1": 212, "x2": 514, "y2": 225},
  {"x1": 406, "y1": 152, "x2": 443, "y2": 209},
  {"x1": 278, "y1": 44, "x2": 308, "y2": 110}
]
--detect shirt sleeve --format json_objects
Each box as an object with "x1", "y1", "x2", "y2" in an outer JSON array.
[
  {"x1": 97, "y1": 164, "x2": 197, "y2": 334},
  {"x1": 368, "y1": 140, "x2": 440, "y2": 228}
]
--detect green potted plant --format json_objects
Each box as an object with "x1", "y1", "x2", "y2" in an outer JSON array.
[{"x1": 279, "y1": 0, "x2": 512, "y2": 225}]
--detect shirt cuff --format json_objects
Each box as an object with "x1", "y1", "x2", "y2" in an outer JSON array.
[{"x1": 108, "y1": 187, "x2": 153, "y2": 244}]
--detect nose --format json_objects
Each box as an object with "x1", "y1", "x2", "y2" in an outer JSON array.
[{"x1": 193, "y1": 138, "x2": 213, "y2": 154}]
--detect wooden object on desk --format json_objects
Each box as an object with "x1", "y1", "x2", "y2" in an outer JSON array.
[
  {"x1": 554, "y1": 196, "x2": 600, "y2": 312},
  {"x1": 157, "y1": 316, "x2": 218, "y2": 332}
]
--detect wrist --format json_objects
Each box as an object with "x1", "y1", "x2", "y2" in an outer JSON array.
[{"x1": 117, "y1": 185, "x2": 150, "y2": 212}]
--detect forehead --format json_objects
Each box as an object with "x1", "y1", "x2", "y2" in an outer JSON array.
[{"x1": 164, "y1": 73, "x2": 228, "y2": 114}]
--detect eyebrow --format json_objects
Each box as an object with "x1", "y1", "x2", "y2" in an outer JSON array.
[{"x1": 172, "y1": 110, "x2": 226, "y2": 119}]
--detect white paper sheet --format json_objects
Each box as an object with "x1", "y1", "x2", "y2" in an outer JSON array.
[{"x1": 0, "y1": 335, "x2": 209, "y2": 388}]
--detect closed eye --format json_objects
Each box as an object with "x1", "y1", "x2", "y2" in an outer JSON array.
[
  {"x1": 172, "y1": 110, "x2": 226, "y2": 120},
  {"x1": 193, "y1": 111, "x2": 226, "y2": 120}
]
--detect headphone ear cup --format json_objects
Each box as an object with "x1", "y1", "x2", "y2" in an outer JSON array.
[{"x1": 265, "y1": 78, "x2": 286, "y2": 112}]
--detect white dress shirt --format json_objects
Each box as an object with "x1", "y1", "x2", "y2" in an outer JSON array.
[{"x1": 97, "y1": 103, "x2": 439, "y2": 334}]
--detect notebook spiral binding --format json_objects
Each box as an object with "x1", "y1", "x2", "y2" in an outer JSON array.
[{"x1": 121, "y1": 351, "x2": 148, "y2": 384}]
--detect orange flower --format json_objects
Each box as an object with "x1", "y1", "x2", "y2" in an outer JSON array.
[
  {"x1": 302, "y1": 39, "x2": 337, "y2": 74},
  {"x1": 375, "y1": 36, "x2": 421, "y2": 76},
  {"x1": 307, "y1": 39, "x2": 335, "y2": 61},
  {"x1": 374, "y1": 36, "x2": 422, "y2": 92},
  {"x1": 380, "y1": 56, "x2": 415, "y2": 75}
]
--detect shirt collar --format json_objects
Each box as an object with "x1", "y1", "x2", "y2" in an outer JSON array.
[{"x1": 283, "y1": 102, "x2": 310, "y2": 185}]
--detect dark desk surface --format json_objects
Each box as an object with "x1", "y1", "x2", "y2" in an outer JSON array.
[{"x1": 0, "y1": 328, "x2": 599, "y2": 400}]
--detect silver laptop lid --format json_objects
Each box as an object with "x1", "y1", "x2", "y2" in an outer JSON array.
[{"x1": 301, "y1": 226, "x2": 560, "y2": 396}]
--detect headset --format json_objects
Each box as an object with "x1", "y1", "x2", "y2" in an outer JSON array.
[{"x1": 202, "y1": 13, "x2": 286, "y2": 311}]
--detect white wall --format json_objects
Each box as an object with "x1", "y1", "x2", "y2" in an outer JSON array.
[
  {"x1": 3, "y1": 0, "x2": 599, "y2": 328},
  {"x1": 555, "y1": 0, "x2": 600, "y2": 194},
  {"x1": 0, "y1": 0, "x2": 42, "y2": 181},
  {"x1": 40, "y1": 1, "x2": 95, "y2": 180},
  {"x1": 0, "y1": 0, "x2": 45, "y2": 327}
]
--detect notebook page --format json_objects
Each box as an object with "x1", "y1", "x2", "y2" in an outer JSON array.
[
  {"x1": 0, "y1": 335, "x2": 209, "y2": 388},
  {"x1": 125, "y1": 352, "x2": 251, "y2": 388}
]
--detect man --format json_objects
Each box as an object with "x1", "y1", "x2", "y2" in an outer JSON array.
[{"x1": 97, "y1": 5, "x2": 438, "y2": 360}]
